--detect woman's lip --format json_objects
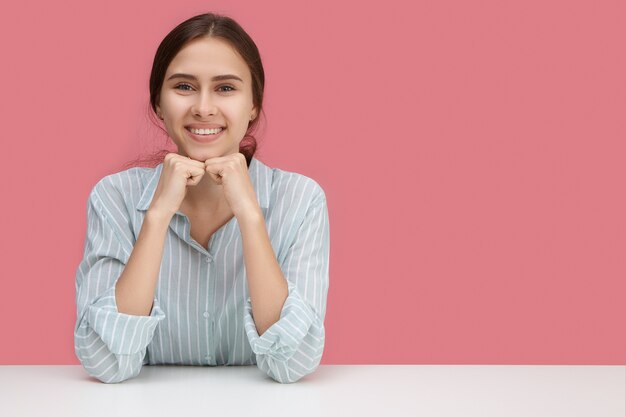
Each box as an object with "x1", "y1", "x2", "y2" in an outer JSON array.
[{"x1": 185, "y1": 127, "x2": 225, "y2": 143}]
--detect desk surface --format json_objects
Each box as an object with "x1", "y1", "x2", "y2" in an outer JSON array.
[{"x1": 0, "y1": 365, "x2": 623, "y2": 417}]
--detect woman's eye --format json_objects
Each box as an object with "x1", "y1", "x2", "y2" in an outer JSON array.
[
  {"x1": 175, "y1": 83, "x2": 193, "y2": 91},
  {"x1": 218, "y1": 85, "x2": 235, "y2": 92}
]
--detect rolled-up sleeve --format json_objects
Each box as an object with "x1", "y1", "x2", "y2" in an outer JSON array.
[
  {"x1": 244, "y1": 186, "x2": 330, "y2": 383},
  {"x1": 74, "y1": 186, "x2": 165, "y2": 383}
]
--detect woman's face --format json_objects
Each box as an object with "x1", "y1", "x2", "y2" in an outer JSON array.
[{"x1": 157, "y1": 36, "x2": 257, "y2": 161}]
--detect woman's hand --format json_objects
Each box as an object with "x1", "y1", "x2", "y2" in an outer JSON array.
[
  {"x1": 204, "y1": 152, "x2": 261, "y2": 220},
  {"x1": 148, "y1": 153, "x2": 207, "y2": 218}
]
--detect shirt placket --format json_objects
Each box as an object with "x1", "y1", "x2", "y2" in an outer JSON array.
[{"x1": 169, "y1": 213, "x2": 215, "y2": 365}]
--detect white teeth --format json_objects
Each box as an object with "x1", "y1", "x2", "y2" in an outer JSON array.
[{"x1": 189, "y1": 127, "x2": 223, "y2": 135}]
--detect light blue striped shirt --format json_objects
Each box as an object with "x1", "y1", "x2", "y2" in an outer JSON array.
[{"x1": 74, "y1": 156, "x2": 330, "y2": 384}]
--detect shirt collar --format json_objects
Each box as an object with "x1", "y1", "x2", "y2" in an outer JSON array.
[{"x1": 135, "y1": 156, "x2": 271, "y2": 212}]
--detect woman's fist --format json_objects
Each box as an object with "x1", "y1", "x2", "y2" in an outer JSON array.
[{"x1": 148, "y1": 153, "x2": 206, "y2": 218}]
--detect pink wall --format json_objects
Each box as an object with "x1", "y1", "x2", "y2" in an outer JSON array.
[{"x1": 0, "y1": 0, "x2": 624, "y2": 364}]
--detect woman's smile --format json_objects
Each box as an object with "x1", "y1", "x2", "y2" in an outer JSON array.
[{"x1": 185, "y1": 126, "x2": 226, "y2": 143}]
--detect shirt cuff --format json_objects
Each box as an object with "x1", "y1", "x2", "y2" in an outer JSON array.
[
  {"x1": 87, "y1": 286, "x2": 166, "y2": 355},
  {"x1": 244, "y1": 280, "x2": 316, "y2": 361}
]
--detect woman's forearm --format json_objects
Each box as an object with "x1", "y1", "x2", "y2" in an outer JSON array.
[
  {"x1": 239, "y1": 208, "x2": 289, "y2": 335},
  {"x1": 115, "y1": 210, "x2": 171, "y2": 316}
]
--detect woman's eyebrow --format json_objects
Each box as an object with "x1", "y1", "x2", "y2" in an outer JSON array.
[{"x1": 166, "y1": 73, "x2": 243, "y2": 83}]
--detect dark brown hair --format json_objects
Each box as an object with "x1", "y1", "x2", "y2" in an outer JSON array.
[{"x1": 121, "y1": 12, "x2": 265, "y2": 170}]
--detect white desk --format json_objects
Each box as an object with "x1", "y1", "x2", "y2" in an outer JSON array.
[{"x1": 0, "y1": 365, "x2": 623, "y2": 416}]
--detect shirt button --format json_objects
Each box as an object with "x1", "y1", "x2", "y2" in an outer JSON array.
[
  {"x1": 205, "y1": 354, "x2": 211, "y2": 361},
  {"x1": 205, "y1": 256, "x2": 212, "y2": 263},
  {"x1": 203, "y1": 311, "x2": 210, "y2": 319}
]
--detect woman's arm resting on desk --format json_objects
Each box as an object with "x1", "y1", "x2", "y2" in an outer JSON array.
[
  {"x1": 243, "y1": 186, "x2": 330, "y2": 383},
  {"x1": 74, "y1": 185, "x2": 166, "y2": 383}
]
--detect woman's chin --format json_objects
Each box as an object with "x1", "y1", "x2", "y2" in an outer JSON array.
[
  {"x1": 187, "y1": 146, "x2": 242, "y2": 161},
  {"x1": 185, "y1": 150, "x2": 223, "y2": 162}
]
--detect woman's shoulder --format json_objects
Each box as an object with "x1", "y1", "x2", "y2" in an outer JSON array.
[
  {"x1": 89, "y1": 164, "x2": 159, "y2": 209},
  {"x1": 256, "y1": 158, "x2": 326, "y2": 206},
  {"x1": 275, "y1": 168, "x2": 324, "y2": 196}
]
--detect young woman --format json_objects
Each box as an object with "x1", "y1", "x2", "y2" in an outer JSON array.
[{"x1": 74, "y1": 12, "x2": 330, "y2": 384}]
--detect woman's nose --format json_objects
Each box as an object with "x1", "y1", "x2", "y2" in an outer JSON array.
[{"x1": 192, "y1": 90, "x2": 217, "y2": 116}]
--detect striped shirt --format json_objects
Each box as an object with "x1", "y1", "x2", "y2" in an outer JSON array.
[{"x1": 74, "y1": 156, "x2": 330, "y2": 384}]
